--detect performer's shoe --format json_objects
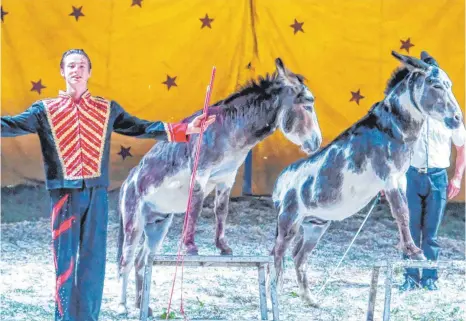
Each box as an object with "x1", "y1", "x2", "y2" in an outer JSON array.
[
  {"x1": 399, "y1": 277, "x2": 419, "y2": 292},
  {"x1": 421, "y1": 278, "x2": 439, "y2": 291}
]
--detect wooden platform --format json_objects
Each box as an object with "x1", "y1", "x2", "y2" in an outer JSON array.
[
  {"x1": 366, "y1": 260, "x2": 465, "y2": 321},
  {"x1": 140, "y1": 255, "x2": 280, "y2": 321}
]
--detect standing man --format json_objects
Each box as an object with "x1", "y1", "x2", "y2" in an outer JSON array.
[
  {"x1": 399, "y1": 54, "x2": 465, "y2": 291},
  {"x1": 1, "y1": 49, "x2": 215, "y2": 321}
]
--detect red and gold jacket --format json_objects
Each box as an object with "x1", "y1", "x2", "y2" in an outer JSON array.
[{"x1": 1, "y1": 90, "x2": 189, "y2": 189}]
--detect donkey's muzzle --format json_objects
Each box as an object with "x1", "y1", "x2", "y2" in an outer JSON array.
[
  {"x1": 302, "y1": 135, "x2": 322, "y2": 155},
  {"x1": 444, "y1": 115, "x2": 462, "y2": 130}
]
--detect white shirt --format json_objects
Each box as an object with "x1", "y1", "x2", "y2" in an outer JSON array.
[{"x1": 410, "y1": 117, "x2": 466, "y2": 169}]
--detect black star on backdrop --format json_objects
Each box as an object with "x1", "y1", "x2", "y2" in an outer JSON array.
[
  {"x1": 350, "y1": 89, "x2": 364, "y2": 105},
  {"x1": 200, "y1": 14, "x2": 214, "y2": 28},
  {"x1": 290, "y1": 19, "x2": 304, "y2": 34},
  {"x1": 118, "y1": 146, "x2": 133, "y2": 160},
  {"x1": 400, "y1": 38, "x2": 414, "y2": 53},
  {"x1": 1, "y1": 6, "x2": 8, "y2": 23},
  {"x1": 31, "y1": 80, "x2": 46, "y2": 95},
  {"x1": 162, "y1": 75, "x2": 177, "y2": 90},
  {"x1": 69, "y1": 6, "x2": 84, "y2": 21},
  {"x1": 131, "y1": 0, "x2": 143, "y2": 7},
  {"x1": 246, "y1": 62, "x2": 256, "y2": 72}
]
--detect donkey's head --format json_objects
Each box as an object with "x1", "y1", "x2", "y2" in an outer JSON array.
[
  {"x1": 274, "y1": 58, "x2": 322, "y2": 155},
  {"x1": 391, "y1": 50, "x2": 463, "y2": 129}
]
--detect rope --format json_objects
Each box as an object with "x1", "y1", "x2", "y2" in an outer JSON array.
[
  {"x1": 165, "y1": 67, "x2": 216, "y2": 320},
  {"x1": 315, "y1": 193, "x2": 381, "y2": 296}
]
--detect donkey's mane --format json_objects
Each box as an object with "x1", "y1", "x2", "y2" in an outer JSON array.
[
  {"x1": 384, "y1": 67, "x2": 410, "y2": 95},
  {"x1": 181, "y1": 72, "x2": 285, "y2": 123},
  {"x1": 225, "y1": 72, "x2": 280, "y2": 102}
]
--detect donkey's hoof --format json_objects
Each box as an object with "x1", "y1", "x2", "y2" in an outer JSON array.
[
  {"x1": 305, "y1": 300, "x2": 320, "y2": 308},
  {"x1": 136, "y1": 305, "x2": 153, "y2": 317},
  {"x1": 220, "y1": 248, "x2": 233, "y2": 256},
  {"x1": 302, "y1": 293, "x2": 320, "y2": 308},
  {"x1": 406, "y1": 245, "x2": 425, "y2": 261},
  {"x1": 116, "y1": 303, "x2": 128, "y2": 315},
  {"x1": 186, "y1": 247, "x2": 199, "y2": 256},
  {"x1": 409, "y1": 251, "x2": 426, "y2": 261}
]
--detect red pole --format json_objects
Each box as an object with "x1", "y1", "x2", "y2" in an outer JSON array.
[{"x1": 166, "y1": 66, "x2": 216, "y2": 320}]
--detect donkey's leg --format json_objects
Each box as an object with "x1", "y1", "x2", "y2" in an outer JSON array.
[
  {"x1": 118, "y1": 194, "x2": 145, "y2": 315},
  {"x1": 134, "y1": 213, "x2": 174, "y2": 315},
  {"x1": 291, "y1": 230, "x2": 304, "y2": 259},
  {"x1": 214, "y1": 182, "x2": 234, "y2": 255},
  {"x1": 384, "y1": 177, "x2": 425, "y2": 260},
  {"x1": 183, "y1": 181, "x2": 206, "y2": 255},
  {"x1": 272, "y1": 189, "x2": 302, "y2": 290},
  {"x1": 292, "y1": 219, "x2": 330, "y2": 307}
]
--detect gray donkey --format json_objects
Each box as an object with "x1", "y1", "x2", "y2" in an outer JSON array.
[
  {"x1": 116, "y1": 58, "x2": 323, "y2": 315},
  {"x1": 271, "y1": 51, "x2": 463, "y2": 306}
]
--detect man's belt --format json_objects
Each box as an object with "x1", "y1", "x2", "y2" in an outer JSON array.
[
  {"x1": 416, "y1": 167, "x2": 428, "y2": 174},
  {"x1": 412, "y1": 167, "x2": 444, "y2": 174}
]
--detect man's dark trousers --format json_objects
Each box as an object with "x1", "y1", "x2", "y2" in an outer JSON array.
[
  {"x1": 50, "y1": 186, "x2": 108, "y2": 321},
  {"x1": 404, "y1": 166, "x2": 448, "y2": 283}
]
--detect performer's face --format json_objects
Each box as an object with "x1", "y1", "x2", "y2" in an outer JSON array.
[{"x1": 60, "y1": 54, "x2": 91, "y2": 87}]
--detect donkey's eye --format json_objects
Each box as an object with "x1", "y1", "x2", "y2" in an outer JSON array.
[
  {"x1": 433, "y1": 84, "x2": 443, "y2": 90},
  {"x1": 303, "y1": 105, "x2": 313, "y2": 111}
]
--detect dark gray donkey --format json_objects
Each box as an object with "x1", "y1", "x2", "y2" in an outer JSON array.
[
  {"x1": 116, "y1": 58, "x2": 323, "y2": 315},
  {"x1": 270, "y1": 51, "x2": 463, "y2": 306}
]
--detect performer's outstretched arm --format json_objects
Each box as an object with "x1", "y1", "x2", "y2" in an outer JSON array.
[
  {"x1": 112, "y1": 101, "x2": 215, "y2": 142},
  {"x1": 112, "y1": 101, "x2": 190, "y2": 142},
  {"x1": 1, "y1": 104, "x2": 41, "y2": 137}
]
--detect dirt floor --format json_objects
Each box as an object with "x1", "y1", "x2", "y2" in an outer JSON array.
[{"x1": 1, "y1": 185, "x2": 465, "y2": 321}]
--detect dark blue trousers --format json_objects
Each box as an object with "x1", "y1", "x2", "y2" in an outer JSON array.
[
  {"x1": 50, "y1": 187, "x2": 108, "y2": 321},
  {"x1": 404, "y1": 166, "x2": 448, "y2": 282}
]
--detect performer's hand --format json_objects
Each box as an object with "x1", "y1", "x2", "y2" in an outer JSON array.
[
  {"x1": 447, "y1": 176, "x2": 462, "y2": 200},
  {"x1": 186, "y1": 113, "x2": 216, "y2": 135}
]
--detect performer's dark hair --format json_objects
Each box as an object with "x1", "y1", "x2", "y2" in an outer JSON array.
[{"x1": 60, "y1": 49, "x2": 92, "y2": 70}]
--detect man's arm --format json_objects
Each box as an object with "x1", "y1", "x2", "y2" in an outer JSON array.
[
  {"x1": 1, "y1": 104, "x2": 41, "y2": 137},
  {"x1": 452, "y1": 144, "x2": 465, "y2": 179},
  {"x1": 447, "y1": 124, "x2": 466, "y2": 199},
  {"x1": 112, "y1": 101, "x2": 189, "y2": 142}
]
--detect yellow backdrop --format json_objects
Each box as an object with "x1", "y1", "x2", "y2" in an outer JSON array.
[{"x1": 1, "y1": 0, "x2": 465, "y2": 200}]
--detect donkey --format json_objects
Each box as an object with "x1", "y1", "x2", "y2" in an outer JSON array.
[
  {"x1": 116, "y1": 58, "x2": 323, "y2": 315},
  {"x1": 270, "y1": 50, "x2": 463, "y2": 306}
]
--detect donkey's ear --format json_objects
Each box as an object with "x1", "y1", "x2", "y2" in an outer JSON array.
[
  {"x1": 275, "y1": 58, "x2": 287, "y2": 78},
  {"x1": 420, "y1": 51, "x2": 439, "y2": 67},
  {"x1": 391, "y1": 51, "x2": 430, "y2": 71}
]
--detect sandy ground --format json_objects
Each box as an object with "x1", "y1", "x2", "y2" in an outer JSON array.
[{"x1": 1, "y1": 187, "x2": 465, "y2": 321}]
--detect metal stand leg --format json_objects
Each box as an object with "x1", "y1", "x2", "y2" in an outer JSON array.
[
  {"x1": 269, "y1": 271, "x2": 279, "y2": 321},
  {"x1": 383, "y1": 263, "x2": 393, "y2": 321},
  {"x1": 366, "y1": 266, "x2": 380, "y2": 321},
  {"x1": 140, "y1": 255, "x2": 154, "y2": 321},
  {"x1": 258, "y1": 265, "x2": 268, "y2": 320}
]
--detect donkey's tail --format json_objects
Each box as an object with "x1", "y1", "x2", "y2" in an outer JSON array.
[
  {"x1": 266, "y1": 217, "x2": 281, "y2": 297},
  {"x1": 269, "y1": 200, "x2": 281, "y2": 255},
  {"x1": 116, "y1": 210, "x2": 124, "y2": 267}
]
